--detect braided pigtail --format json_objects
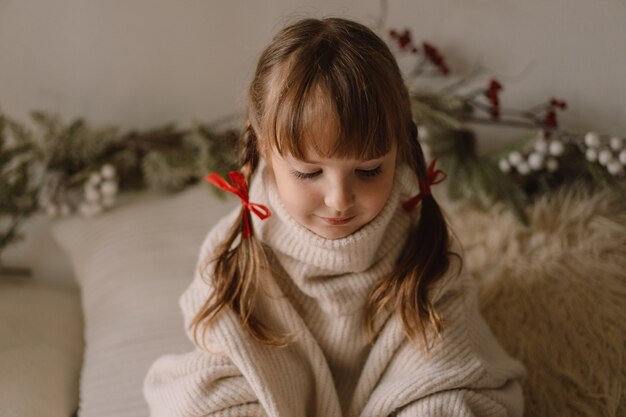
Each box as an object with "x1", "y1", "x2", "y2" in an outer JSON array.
[
  {"x1": 190, "y1": 122, "x2": 291, "y2": 348},
  {"x1": 366, "y1": 121, "x2": 461, "y2": 352}
]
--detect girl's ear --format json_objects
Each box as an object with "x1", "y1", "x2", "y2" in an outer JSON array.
[
  {"x1": 257, "y1": 140, "x2": 271, "y2": 164},
  {"x1": 262, "y1": 147, "x2": 274, "y2": 172},
  {"x1": 261, "y1": 150, "x2": 277, "y2": 186}
]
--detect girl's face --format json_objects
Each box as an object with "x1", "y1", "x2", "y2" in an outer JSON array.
[{"x1": 265, "y1": 141, "x2": 398, "y2": 240}]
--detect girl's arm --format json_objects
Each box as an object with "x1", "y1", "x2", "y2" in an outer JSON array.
[
  {"x1": 143, "y1": 348, "x2": 268, "y2": 417},
  {"x1": 380, "y1": 239, "x2": 525, "y2": 417},
  {"x1": 393, "y1": 380, "x2": 524, "y2": 417},
  {"x1": 143, "y1": 209, "x2": 270, "y2": 416}
]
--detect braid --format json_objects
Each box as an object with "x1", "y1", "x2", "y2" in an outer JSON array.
[
  {"x1": 189, "y1": 121, "x2": 292, "y2": 348},
  {"x1": 365, "y1": 118, "x2": 459, "y2": 352},
  {"x1": 408, "y1": 120, "x2": 427, "y2": 178},
  {"x1": 239, "y1": 122, "x2": 260, "y2": 178},
  {"x1": 238, "y1": 123, "x2": 261, "y2": 239}
]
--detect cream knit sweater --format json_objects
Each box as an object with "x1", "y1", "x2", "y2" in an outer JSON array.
[{"x1": 143, "y1": 162, "x2": 526, "y2": 417}]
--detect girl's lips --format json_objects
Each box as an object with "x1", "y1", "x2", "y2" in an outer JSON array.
[{"x1": 320, "y1": 216, "x2": 355, "y2": 225}]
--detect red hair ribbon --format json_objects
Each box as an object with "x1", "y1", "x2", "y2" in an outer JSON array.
[
  {"x1": 402, "y1": 158, "x2": 447, "y2": 212},
  {"x1": 205, "y1": 171, "x2": 271, "y2": 238}
]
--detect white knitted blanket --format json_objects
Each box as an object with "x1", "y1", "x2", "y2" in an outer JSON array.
[{"x1": 144, "y1": 162, "x2": 526, "y2": 416}]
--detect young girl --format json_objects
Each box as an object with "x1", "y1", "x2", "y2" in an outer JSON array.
[{"x1": 144, "y1": 17, "x2": 525, "y2": 417}]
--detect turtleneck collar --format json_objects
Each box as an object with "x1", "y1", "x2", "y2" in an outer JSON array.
[{"x1": 249, "y1": 160, "x2": 418, "y2": 314}]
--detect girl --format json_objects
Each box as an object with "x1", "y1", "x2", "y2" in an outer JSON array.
[{"x1": 144, "y1": 17, "x2": 525, "y2": 416}]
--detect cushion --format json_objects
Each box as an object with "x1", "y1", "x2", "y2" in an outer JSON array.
[
  {"x1": 441, "y1": 183, "x2": 626, "y2": 417},
  {"x1": 52, "y1": 183, "x2": 236, "y2": 417},
  {"x1": 53, "y1": 175, "x2": 625, "y2": 417},
  {"x1": 0, "y1": 278, "x2": 83, "y2": 417}
]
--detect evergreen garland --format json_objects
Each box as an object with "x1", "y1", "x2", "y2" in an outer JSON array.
[
  {"x1": 0, "y1": 114, "x2": 39, "y2": 253},
  {"x1": 1, "y1": 16, "x2": 625, "y2": 265},
  {"x1": 0, "y1": 110, "x2": 238, "y2": 260}
]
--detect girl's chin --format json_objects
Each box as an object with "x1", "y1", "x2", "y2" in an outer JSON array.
[
  {"x1": 305, "y1": 218, "x2": 367, "y2": 240},
  {"x1": 317, "y1": 229, "x2": 354, "y2": 240}
]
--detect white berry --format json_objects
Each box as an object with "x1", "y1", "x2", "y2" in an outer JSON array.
[
  {"x1": 417, "y1": 125, "x2": 429, "y2": 140},
  {"x1": 499, "y1": 158, "x2": 511, "y2": 173},
  {"x1": 584, "y1": 132, "x2": 600, "y2": 148},
  {"x1": 100, "y1": 180, "x2": 118, "y2": 197},
  {"x1": 101, "y1": 164, "x2": 116, "y2": 179},
  {"x1": 549, "y1": 140, "x2": 564, "y2": 156},
  {"x1": 609, "y1": 137, "x2": 623, "y2": 151},
  {"x1": 607, "y1": 161, "x2": 623, "y2": 176},
  {"x1": 84, "y1": 184, "x2": 100, "y2": 203},
  {"x1": 546, "y1": 158, "x2": 559, "y2": 172},
  {"x1": 528, "y1": 152, "x2": 544, "y2": 170},
  {"x1": 534, "y1": 140, "x2": 548, "y2": 154},
  {"x1": 619, "y1": 149, "x2": 626, "y2": 165},
  {"x1": 598, "y1": 149, "x2": 613, "y2": 166},
  {"x1": 586, "y1": 148, "x2": 598, "y2": 162},
  {"x1": 517, "y1": 162, "x2": 530, "y2": 175},
  {"x1": 508, "y1": 151, "x2": 523, "y2": 166},
  {"x1": 88, "y1": 172, "x2": 102, "y2": 186}
]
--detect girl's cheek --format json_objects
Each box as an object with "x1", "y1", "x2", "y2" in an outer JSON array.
[
  {"x1": 284, "y1": 178, "x2": 318, "y2": 209},
  {"x1": 297, "y1": 182, "x2": 320, "y2": 204}
]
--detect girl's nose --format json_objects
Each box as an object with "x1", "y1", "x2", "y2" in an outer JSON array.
[{"x1": 324, "y1": 180, "x2": 355, "y2": 212}]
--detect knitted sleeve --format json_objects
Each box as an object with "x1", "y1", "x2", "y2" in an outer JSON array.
[
  {"x1": 362, "y1": 239, "x2": 526, "y2": 417},
  {"x1": 143, "y1": 209, "x2": 269, "y2": 416},
  {"x1": 393, "y1": 380, "x2": 524, "y2": 416},
  {"x1": 391, "y1": 248, "x2": 525, "y2": 417},
  {"x1": 143, "y1": 348, "x2": 267, "y2": 417}
]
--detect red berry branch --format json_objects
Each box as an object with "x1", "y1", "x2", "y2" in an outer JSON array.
[
  {"x1": 377, "y1": 0, "x2": 625, "y2": 221},
  {"x1": 541, "y1": 99, "x2": 567, "y2": 137},
  {"x1": 422, "y1": 42, "x2": 450, "y2": 75},
  {"x1": 484, "y1": 79, "x2": 503, "y2": 119},
  {"x1": 388, "y1": 26, "x2": 574, "y2": 136},
  {"x1": 389, "y1": 29, "x2": 449, "y2": 76},
  {"x1": 389, "y1": 29, "x2": 417, "y2": 52}
]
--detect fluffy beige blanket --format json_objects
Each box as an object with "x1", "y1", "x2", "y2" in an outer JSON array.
[{"x1": 441, "y1": 184, "x2": 626, "y2": 417}]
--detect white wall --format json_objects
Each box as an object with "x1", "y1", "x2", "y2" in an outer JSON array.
[
  {"x1": 1, "y1": 0, "x2": 625, "y2": 285},
  {"x1": 0, "y1": 0, "x2": 383, "y2": 130}
]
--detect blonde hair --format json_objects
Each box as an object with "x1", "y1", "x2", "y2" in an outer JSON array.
[{"x1": 190, "y1": 17, "x2": 458, "y2": 351}]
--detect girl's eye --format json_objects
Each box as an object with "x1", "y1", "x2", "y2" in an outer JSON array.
[
  {"x1": 290, "y1": 166, "x2": 382, "y2": 180},
  {"x1": 291, "y1": 169, "x2": 321, "y2": 180},
  {"x1": 356, "y1": 166, "x2": 382, "y2": 178}
]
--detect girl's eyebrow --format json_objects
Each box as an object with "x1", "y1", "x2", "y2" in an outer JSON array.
[{"x1": 297, "y1": 154, "x2": 388, "y2": 165}]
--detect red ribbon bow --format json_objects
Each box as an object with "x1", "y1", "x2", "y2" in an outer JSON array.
[
  {"x1": 402, "y1": 158, "x2": 447, "y2": 212},
  {"x1": 205, "y1": 171, "x2": 271, "y2": 238}
]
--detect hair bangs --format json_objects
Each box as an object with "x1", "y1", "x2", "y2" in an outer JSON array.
[{"x1": 260, "y1": 38, "x2": 401, "y2": 162}]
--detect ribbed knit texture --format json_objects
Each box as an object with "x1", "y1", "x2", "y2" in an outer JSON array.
[{"x1": 143, "y1": 162, "x2": 526, "y2": 417}]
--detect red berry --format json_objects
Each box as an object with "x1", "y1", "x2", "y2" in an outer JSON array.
[
  {"x1": 397, "y1": 30, "x2": 412, "y2": 48},
  {"x1": 489, "y1": 79, "x2": 503, "y2": 91},
  {"x1": 549, "y1": 98, "x2": 568, "y2": 110},
  {"x1": 544, "y1": 109, "x2": 558, "y2": 128},
  {"x1": 422, "y1": 42, "x2": 449, "y2": 75}
]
